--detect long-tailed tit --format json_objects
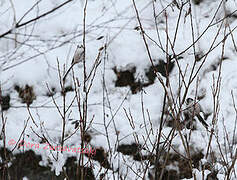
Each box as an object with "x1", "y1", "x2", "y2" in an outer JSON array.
[
  {"x1": 185, "y1": 98, "x2": 208, "y2": 128},
  {"x1": 63, "y1": 45, "x2": 85, "y2": 81}
]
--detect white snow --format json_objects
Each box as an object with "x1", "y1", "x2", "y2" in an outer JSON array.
[{"x1": 1, "y1": 0, "x2": 237, "y2": 179}]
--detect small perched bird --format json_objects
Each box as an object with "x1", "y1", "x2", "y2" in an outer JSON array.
[
  {"x1": 63, "y1": 45, "x2": 85, "y2": 81},
  {"x1": 185, "y1": 98, "x2": 208, "y2": 128}
]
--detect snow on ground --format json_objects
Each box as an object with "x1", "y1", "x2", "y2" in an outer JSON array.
[{"x1": 1, "y1": 0, "x2": 237, "y2": 179}]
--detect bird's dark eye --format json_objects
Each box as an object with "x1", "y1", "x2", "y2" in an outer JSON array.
[{"x1": 186, "y1": 98, "x2": 193, "y2": 103}]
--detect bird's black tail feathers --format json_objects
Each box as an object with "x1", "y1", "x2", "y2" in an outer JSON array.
[{"x1": 196, "y1": 114, "x2": 208, "y2": 128}]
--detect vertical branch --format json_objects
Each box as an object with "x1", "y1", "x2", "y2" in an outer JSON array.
[
  {"x1": 56, "y1": 59, "x2": 66, "y2": 153},
  {"x1": 83, "y1": 0, "x2": 88, "y2": 93},
  {"x1": 0, "y1": 85, "x2": 9, "y2": 179},
  {"x1": 77, "y1": 0, "x2": 88, "y2": 178},
  {"x1": 205, "y1": 0, "x2": 227, "y2": 169},
  {"x1": 9, "y1": 0, "x2": 17, "y2": 48}
]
